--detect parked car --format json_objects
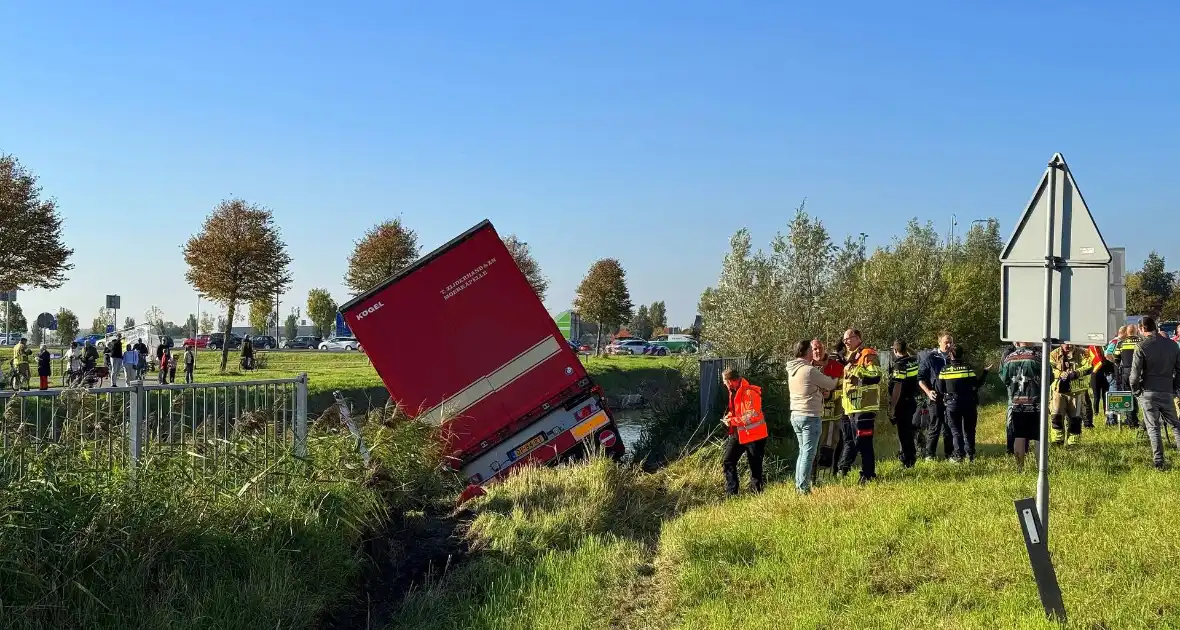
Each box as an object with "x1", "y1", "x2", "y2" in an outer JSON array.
[
  {"x1": 182, "y1": 334, "x2": 210, "y2": 348},
  {"x1": 75, "y1": 333, "x2": 104, "y2": 346},
  {"x1": 281, "y1": 336, "x2": 322, "y2": 349},
  {"x1": 250, "y1": 335, "x2": 277, "y2": 349},
  {"x1": 207, "y1": 332, "x2": 243, "y2": 350},
  {"x1": 319, "y1": 336, "x2": 361, "y2": 351}
]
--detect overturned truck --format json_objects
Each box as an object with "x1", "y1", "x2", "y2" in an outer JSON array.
[{"x1": 339, "y1": 220, "x2": 625, "y2": 501}]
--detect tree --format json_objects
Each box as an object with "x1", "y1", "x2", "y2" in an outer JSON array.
[
  {"x1": 502, "y1": 234, "x2": 549, "y2": 302},
  {"x1": 344, "y1": 218, "x2": 420, "y2": 296},
  {"x1": 185, "y1": 314, "x2": 199, "y2": 338},
  {"x1": 573, "y1": 259, "x2": 633, "y2": 354},
  {"x1": 1127, "y1": 252, "x2": 1174, "y2": 317},
  {"x1": 698, "y1": 230, "x2": 780, "y2": 354},
  {"x1": 183, "y1": 199, "x2": 293, "y2": 370},
  {"x1": 630, "y1": 305, "x2": 653, "y2": 340},
  {"x1": 29, "y1": 325, "x2": 42, "y2": 346},
  {"x1": 91, "y1": 307, "x2": 113, "y2": 335},
  {"x1": 56, "y1": 308, "x2": 79, "y2": 344},
  {"x1": 771, "y1": 201, "x2": 836, "y2": 344},
  {"x1": 930, "y1": 221, "x2": 1003, "y2": 354},
  {"x1": 249, "y1": 296, "x2": 276, "y2": 334},
  {"x1": 307, "y1": 289, "x2": 338, "y2": 339},
  {"x1": 2, "y1": 300, "x2": 27, "y2": 333},
  {"x1": 145, "y1": 305, "x2": 166, "y2": 336},
  {"x1": 198, "y1": 313, "x2": 215, "y2": 335},
  {"x1": 284, "y1": 313, "x2": 299, "y2": 341},
  {"x1": 648, "y1": 301, "x2": 667, "y2": 335},
  {"x1": 0, "y1": 154, "x2": 74, "y2": 292},
  {"x1": 123, "y1": 316, "x2": 136, "y2": 329}
]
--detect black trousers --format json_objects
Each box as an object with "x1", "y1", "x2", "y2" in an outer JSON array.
[
  {"x1": 722, "y1": 435, "x2": 766, "y2": 495},
  {"x1": 924, "y1": 401, "x2": 954, "y2": 459},
  {"x1": 838, "y1": 413, "x2": 876, "y2": 480},
  {"x1": 946, "y1": 406, "x2": 979, "y2": 461},
  {"x1": 1090, "y1": 370, "x2": 1108, "y2": 419},
  {"x1": 895, "y1": 401, "x2": 918, "y2": 467}
]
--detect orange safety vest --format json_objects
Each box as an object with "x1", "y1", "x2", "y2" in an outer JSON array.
[{"x1": 726, "y1": 378, "x2": 767, "y2": 444}]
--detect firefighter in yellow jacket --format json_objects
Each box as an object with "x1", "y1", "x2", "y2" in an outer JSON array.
[
  {"x1": 838, "y1": 329, "x2": 884, "y2": 483},
  {"x1": 1049, "y1": 343, "x2": 1093, "y2": 445},
  {"x1": 720, "y1": 366, "x2": 767, "y2": 496}
]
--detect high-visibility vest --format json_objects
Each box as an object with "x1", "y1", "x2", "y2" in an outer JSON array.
[
  {"x1": 1118, "y1": 336, "x2": 1141, "y2": 370},
  {"x1": 821, "y1": 389, "x2": 843, "y2": 422},
  {"x1": 841, "y1": 348, "x2": 883, "y2": 414},
  {"x1": 1050, "y1": 348, "x2": 1093, "y2": 395},
  {"x1": 727, "y1": 379, "x2": 767, "y2": 444}
]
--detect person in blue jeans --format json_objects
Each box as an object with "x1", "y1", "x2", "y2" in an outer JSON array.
[{"x1": 787, "y1": 339, "x2": 840, "y2": 494}]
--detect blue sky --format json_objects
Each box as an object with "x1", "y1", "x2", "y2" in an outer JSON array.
[{"x1": 3, "y1": 1, "x2": 1177, "y2": 332}]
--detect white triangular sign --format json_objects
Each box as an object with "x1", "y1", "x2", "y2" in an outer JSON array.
[{"x1": 1001, "y1": 153, "x2": 1111, "y2": 264}]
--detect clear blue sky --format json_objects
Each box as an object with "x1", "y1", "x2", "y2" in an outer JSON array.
[{"x1": 3, "y1": 1, "x2": 1178, "y2": 333}]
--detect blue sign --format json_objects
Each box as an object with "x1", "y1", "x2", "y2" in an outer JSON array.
[
  {"x1": 335, "y1": 312, "x2": 353, "y2": 338},
  {"x1": 106, "y1": 324, "x2": 115, "y2": 333}
]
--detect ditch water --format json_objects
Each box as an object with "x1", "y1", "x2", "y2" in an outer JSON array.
[{"x1": 612, "y1": 409, "x2": 647, "y2": 449}]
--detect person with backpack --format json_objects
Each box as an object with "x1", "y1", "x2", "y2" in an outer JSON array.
[{"x1": 837, "y1": 328, "x2": 883, "y2": 484}]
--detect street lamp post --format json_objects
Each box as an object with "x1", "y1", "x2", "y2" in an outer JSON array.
[{"x1": 196, "y1": 293, "x2": 204, "y2": 338}]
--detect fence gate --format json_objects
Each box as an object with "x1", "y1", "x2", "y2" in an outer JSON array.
[{"x1": 699, "y1": 357, "x2": 749, "y2": 419}]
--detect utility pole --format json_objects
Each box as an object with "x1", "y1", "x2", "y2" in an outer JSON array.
[{"x1": 858, "y1": 233, "x2": 869, "y2": 282}]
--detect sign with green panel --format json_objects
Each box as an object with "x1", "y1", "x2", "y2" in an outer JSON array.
[{"x1": 1106, "y1": 391, "x2": 1134, "y2": 413}]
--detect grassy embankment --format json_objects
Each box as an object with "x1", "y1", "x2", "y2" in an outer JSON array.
[
  {"x1": 388, "y1": 403, "x2": 1180, "y2": 630},
  {"x1": 0, "y1": 353, "x2": 681, "y2": 629}
]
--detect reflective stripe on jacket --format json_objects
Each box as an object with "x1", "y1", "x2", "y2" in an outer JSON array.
[
  {"x1": 841, "y1": 347, "x2": 883, "y2": 414},
  {"x1": 726, "y1": 378, "x2": 767, "y2": 444}
]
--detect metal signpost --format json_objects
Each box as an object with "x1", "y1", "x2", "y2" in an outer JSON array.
[
  {"x1": 106, "y1": 295, "x2": 121, "y2": 333},
  {"x1": 0, "y1": 290, "x2": 15, "y2": 345},
  {"x1": 1000, "y1": 153, "x2": 1112, "y2": 622}
]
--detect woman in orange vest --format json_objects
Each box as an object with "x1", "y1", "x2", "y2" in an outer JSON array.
[{"x1": 720, "y1": 366, "x2": 768, "y2": 496}]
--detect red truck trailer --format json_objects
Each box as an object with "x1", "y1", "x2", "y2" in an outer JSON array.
[{"x1": 339, "y1": 220, "x2": 625, "y2": 498}]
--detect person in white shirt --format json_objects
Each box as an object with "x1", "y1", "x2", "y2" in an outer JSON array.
[{"x1": 67, "y1": 342, "x2": 83, "y2": 386}]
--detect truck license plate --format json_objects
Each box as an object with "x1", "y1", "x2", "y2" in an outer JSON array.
[{"x1": 508, "y1": 432, "x2": 548, "y2": 462}]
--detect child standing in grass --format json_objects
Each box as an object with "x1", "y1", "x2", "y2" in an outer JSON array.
[{"x1": 170, "y1": 349, "x2": 180, "y2": 383}]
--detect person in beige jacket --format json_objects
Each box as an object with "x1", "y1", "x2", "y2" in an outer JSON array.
[{"x1": 786, "y1": 339, "x2": 840, "y2": 494}]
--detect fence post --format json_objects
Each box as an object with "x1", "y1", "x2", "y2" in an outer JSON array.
[
  {"x1": 129, "y1": 380, "x2": 144, "y2": 471},
  {"x1": 294, "y1": 373, "x2": 308, "y2": 458}
]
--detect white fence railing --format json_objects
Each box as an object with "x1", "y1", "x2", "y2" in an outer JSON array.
[{"x1": 0, "y1": 375, "x2": 308, "y2": 487}]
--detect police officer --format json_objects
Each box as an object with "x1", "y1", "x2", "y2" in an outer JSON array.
[
  {"x1": 1114, "y1": 326, "x2": 1142, "y2": 428},
  {"x1": 889, "y1": 339, "x2": 920, "y2": 468},
  {"x1": 919, "y1": 331, "x2": 956, "y2": 461}
]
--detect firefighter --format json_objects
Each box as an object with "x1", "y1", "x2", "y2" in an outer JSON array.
[
  {"x1": 889, "y1": 339, "x2": 920, "y2": 468},
  {"x1": 814, "y1": 339, "x2": 845, "y2": 480},
  {"x1": 1080, "y1": 344, "x2": 1102, "y2": 429},
  {"x1": 1090, "y1": 341, "x2": 1113, "y2": 425},
  {"x1": 720, "y1": 367, "x2": 767, "y2": 496},
  {"x1": 837, "y1": 328, "x2": 883, "y2": 483},
  {"x1": 1114, "y1": 326, "x2": 1142, "y2": 428},
  {"x1": 1049, "y1": 343, "x2": 1093, "y2": 445}
]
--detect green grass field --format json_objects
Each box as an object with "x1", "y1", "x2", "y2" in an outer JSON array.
[
  {"x1": 389, "y1": 403, "x2": 1180, "y2": 630},
  {"x1": 16, "y1": 349, "x2": 680, "y2": 414}
]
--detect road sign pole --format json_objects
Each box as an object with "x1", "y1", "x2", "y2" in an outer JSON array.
[{"x1": 1036, "y1": 156, "x2": 1060, "y2": 544}]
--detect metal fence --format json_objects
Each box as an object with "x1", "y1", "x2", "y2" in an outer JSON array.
[
  {"x1": 0, "y1": 375, "x2": 308, "y2": 488},
  {"x1": 699, "y1": 357, "x2": 749, "y2": 419}
]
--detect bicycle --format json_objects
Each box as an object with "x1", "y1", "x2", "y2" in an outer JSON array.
[{"x1": 8, "y1": 358, "x2": 29, "y2": 391}]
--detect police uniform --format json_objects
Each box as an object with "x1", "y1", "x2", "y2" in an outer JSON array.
[
  {"x1": 838, "y1": 346, "x2": 883, "y2": 482},
  {"x1": 1114, "y1": 335, "x2": 1142, "y2": 427},
  {"x1": 889, "y1": 354, "x2": 920, "y2": 468},
  {"x1": 935, "y1": 361, "x2": 988, "y2": 461},
  {"x1": 1049, "y1": 345, "x2": 1093, "y2": 445}
]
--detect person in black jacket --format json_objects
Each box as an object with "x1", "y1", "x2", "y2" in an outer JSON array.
[
  {"x1": 889, "y1": 339, "x2": 921, "y2": 468},
  {"x1": 934, "y1": 344, "x2": 991, "y2": 463},
  {"x1": 36, "y1": 345, "x2": 51, "y2": 390}
]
